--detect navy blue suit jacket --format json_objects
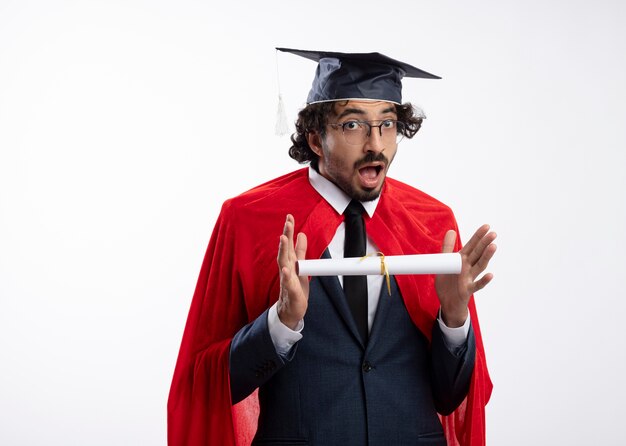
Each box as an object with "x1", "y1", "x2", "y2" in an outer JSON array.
[{"x1": 230, "y1": 270, "x2": 475, "y2": 446}]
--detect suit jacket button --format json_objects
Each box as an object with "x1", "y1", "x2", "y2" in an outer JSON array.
[{"x1": 362, "y1": 361, "x2": 372, "y2": 373}]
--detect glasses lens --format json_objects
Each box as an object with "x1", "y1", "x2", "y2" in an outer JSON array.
[
  {"x1": 342, "y1": 121, "x2": 368, "y2": 145},
  {"x1": 379, "y1": 120, "x2": 405, "y2": 144},
  {"x1": 338, "y1": 121, "x2": 406, "y2": 145},
  {"x1": 395, "y1": 122, "x2": 405, "y2": 144}
]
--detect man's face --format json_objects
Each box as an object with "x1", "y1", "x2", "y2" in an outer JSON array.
[{"x1": 310, "y1": 100, "x2": 399, "y2": 201}]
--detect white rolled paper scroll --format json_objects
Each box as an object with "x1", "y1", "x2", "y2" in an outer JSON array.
[{"x1": 297, "y1": 253, "x2": 461, "y2": 276}]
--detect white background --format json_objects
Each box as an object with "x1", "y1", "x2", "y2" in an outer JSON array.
[{"x1": 1, "y1": 1, "x2": 625, "y2": 444}]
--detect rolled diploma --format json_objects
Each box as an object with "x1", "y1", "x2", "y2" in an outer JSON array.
[{"x1": 297, "y1": 253, "x2": 461, "y2": 276}]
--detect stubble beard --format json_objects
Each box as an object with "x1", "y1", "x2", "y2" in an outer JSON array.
[{"x1": 321, "y1": 151, "x2": 392, "y2": 202}]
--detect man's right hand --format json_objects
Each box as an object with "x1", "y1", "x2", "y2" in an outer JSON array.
[{"x1": 276, "y1": 214, "x2": 309, "y2": 330}]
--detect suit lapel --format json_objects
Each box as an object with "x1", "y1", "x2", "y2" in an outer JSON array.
[
  {"x1": 317, "y1": 249, "x2": 365, "y2": 349},
  {"x1": 366, "y1": 275, "x2": 397, "y2": 354}
]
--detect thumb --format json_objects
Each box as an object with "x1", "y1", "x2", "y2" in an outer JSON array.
[{"x1": 441, "y1": 230, "x2": 456, "y2": 253}]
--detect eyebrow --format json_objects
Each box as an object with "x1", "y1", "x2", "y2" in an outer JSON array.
[{"x1": 335, "y1": 106, "x2": 397, "y2": 121}]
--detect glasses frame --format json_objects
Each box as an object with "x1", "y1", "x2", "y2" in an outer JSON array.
[{"x1": 328, "y1": 119, "x2": 406, "y2": 146}]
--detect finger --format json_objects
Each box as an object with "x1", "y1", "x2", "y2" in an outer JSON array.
[
  {"x1": 283, "y1": 262, "x2": 306, "y2": 299},
  {"x1": 280, "y1": 265, "x2": 297, "y2": 298},
  {"x1": 283, "y1": 214, "x2": 295, "y2": 244},
  {"x1": 295, "y1": 232, "x2": 310, "y2": 290},
  {"x1": 470, "y1": 272, "x2": 494, "y2": 294},
  {"x1": 467, "y1": 231, "x2": 497, "y2": 266},
  {"x1": 279, "y1": 215, "x2": 296, "y2": 265},
  {"x1": 460, "y1": 224, "x2": 490, "y2": 256},
  {"x1": 277, "y1": 234, "x2": 290, "y2": 269},
  {"x1": 470, "y1": 243, "x2": 497, "y2": 278},
  {"x1": 441, "y1": 230, "x2": 457, "y2": 253},
  {"x1": 295, "y1": 232, "x2": 308, "y2": 260}
]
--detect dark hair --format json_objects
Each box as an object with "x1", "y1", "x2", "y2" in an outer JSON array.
[{"x1": 288, "y1": 101, "x2": 424, "y2": 169}]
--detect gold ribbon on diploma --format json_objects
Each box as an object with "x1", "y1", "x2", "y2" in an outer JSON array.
[{"x1": 360, "y1": 252, "x2": 392, "y2": 296}]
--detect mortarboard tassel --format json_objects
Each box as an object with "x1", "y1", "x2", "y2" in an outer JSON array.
[
  {"x1": 275, "y1": 93, "x2": 289, "y2": 136},
  {"x1": 275, "y1": 49, "x2": 290, "y2": 136}
]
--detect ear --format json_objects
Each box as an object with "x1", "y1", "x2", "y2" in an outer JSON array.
[{"x1": 306, "y1": 131, "x2": 324, "y2": 157}]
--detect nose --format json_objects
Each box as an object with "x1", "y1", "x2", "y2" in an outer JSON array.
[{"x1": 364, "y1": 126, "x2": 385, "y2": 153}]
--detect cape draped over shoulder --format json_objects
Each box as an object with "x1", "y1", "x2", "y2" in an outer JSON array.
[{"x1": 167, "y1": 168, "x2": 492, "y2": 446}]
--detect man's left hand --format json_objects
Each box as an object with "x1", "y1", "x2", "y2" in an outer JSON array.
[{"x1": 435, "y1": 224, "x2": 497, "y2": 327}]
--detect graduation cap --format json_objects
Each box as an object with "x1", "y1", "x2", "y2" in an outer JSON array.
[{"x1": 276, "y1": 47, "x2": 441, "y2": 105}]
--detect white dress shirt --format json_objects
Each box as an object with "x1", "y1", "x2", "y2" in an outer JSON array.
[{"x1": 268, "y1": 167, "x2": 470, "y2": 356}]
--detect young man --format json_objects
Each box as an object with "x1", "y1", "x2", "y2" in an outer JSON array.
[{"x1": 168, "y1": 48, "x2": 496, "y2": 446}]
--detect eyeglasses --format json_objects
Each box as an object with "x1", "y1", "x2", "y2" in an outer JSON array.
[{"x1": 328, "y1": 119, "x2": 406, "y2": 146}]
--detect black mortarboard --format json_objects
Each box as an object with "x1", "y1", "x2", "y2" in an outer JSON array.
[{"x1": 276, "y1": 47, "x2": 440, "y2": 105}]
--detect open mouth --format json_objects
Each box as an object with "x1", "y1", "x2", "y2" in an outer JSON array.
[{"x1": 357, "y1": 163, "x2": 385, "y2": 188}]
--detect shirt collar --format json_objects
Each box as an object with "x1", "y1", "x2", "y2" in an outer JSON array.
[{"x1": 308, "y1": 166, "x2": 379, "y2": 218}]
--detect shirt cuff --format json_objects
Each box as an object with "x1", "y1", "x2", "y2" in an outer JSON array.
[
  {"x1": 437, "y1": 308, "x2": 470, "y2": 349},
  {"x1": 268, "y1": 301, "x2": 304, "y2": 357}
]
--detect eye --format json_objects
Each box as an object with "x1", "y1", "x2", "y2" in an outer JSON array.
[
  {"x1": 381, "y1": 120, "x2": 396, "y2": 129},
  {"x1": 342, "y1": 121, "x2": 362, "y2": 131}
]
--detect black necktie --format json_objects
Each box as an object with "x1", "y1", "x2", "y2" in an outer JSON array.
[{"x1": 343, "y1": 200, "x2": 368, "y2": 342}]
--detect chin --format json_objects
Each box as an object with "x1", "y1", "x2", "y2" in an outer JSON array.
[{"x1": 352, "y1": 185, "x2": 383, "y2": 202}]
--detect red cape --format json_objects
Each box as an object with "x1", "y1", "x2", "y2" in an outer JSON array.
[{"x1": 168, "y1": 168, "x2": 492, "y2": 445}]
